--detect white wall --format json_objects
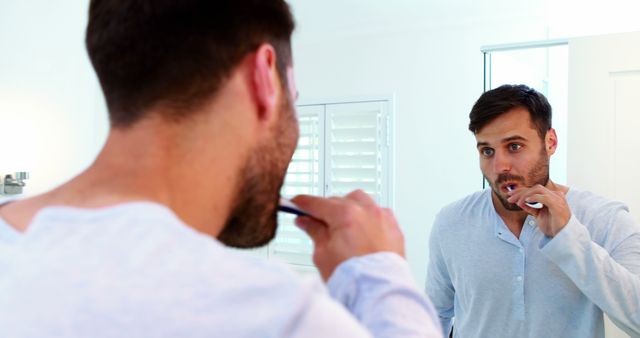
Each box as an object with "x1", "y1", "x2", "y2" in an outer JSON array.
[
  {"x1": 2, "y1": 0, "x2": 640, "y2": 288},
  {"x1": 0, "y1": 0, "x2": 108, "y2": 199}
]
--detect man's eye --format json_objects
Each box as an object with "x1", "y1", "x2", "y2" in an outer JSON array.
[
  {"x1": 481, "y1": 148, "x2": 494, "y2": 157},
  {"x1": 509, "y1": 143, "x2": 522, "y2": 151}
]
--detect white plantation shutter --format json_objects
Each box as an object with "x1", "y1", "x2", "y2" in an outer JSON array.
[
  {"x1": 270, "y1": 105, "x2": 324, "y2": 269},
  {"x1": 325, "y1": 101, "x2": 390, "y2": 206},
  {"x1": 269, "y1": 99, "x2": 392, "y2": 273}
]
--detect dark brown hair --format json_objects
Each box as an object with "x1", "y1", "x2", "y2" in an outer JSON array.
[
  {"x1": 469, "y1": 84, "x2": 552, "y2": 138},
  {"x1": 86, "y1": 0, "x2": 295, "y2": 127}
]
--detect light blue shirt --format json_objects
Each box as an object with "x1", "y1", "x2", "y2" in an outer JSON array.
[
  {"x1": 426, "y1": 188, "x2": 640, "y2": 338},
  {"x1": 0, "y1": 202, "x2": 442, "y2": 338}
]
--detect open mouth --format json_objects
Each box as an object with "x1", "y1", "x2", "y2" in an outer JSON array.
[{"x1": 501, "y1": 183, "x2": 518, "y2": 193}]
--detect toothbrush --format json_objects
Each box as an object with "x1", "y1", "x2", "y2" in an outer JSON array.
[
  {"x1": 278, "y1": 197, "x2": 311, "y2": 217},
  {"x1": 506, "y1": 185, "x2": 544, "y2": 209}
]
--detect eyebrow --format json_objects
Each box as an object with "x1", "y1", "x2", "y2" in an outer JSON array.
[
  {"x1": 476, "y1": 135, "x2": 528, "y2": 148},
  {"x1": 503, "y1": 135, "x2": 527, "y2": 143}
]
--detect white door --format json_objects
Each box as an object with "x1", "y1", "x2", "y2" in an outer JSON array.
[{"x1": 568, "y1": 31, "x2": 640, "y2": 338}]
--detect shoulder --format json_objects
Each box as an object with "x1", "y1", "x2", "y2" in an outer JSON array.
[
  {"x1": 566, "y1": 188, "x2": 638, "y2": 246},
  {"x1": 116, "y1": 224, "x2": 319, "y2": 336},
  {"x1": 3, "y1": 202, "x2": 323, "y2": 337},
  {"x1": 167, "y1": 247, "x2": 321, "y2": 336},
  {"x1": 116, "y1": 209, "x2": 311, "y2": 298},
  {"x1": 434, "y1": 189, "x2": 489, "y2": 227},
  {"x1": 61, "y1": 201, "x2": 315, "y2": 311},
  {"x1": 428, "y1": 189, "x2": 492, "y2": 246},
  {"x1": 566, "y1": 188, "x2": 629, "y2": 223}
]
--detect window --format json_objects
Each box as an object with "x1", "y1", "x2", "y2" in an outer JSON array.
[
  {"x1": 482, "y1": 40, "x2": 568, "y2": 186},
  {"x1": 243, "y1": 99, "x2": 394, "y2": 275}
]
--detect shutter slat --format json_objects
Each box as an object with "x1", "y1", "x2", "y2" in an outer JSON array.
[
  {"x1": 330, "y1": 141, "x2": 378, "y2": 153},
  {"x1": 332, "y1": 127, "x2": 377, "y2": 140},
  {"x1": 330, "y1": 167, "x2": 379, "y2": 178},
  {"x1": 332, "y1": 154, "x2": 378, "y2": 166},
  {"x1": 330, "y1": 180, "x2": 378, "y2": 191}
]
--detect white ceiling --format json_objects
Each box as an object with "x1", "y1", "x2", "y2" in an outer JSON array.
[
  {"x1": 287, "y1": 0, "x2": 547, "y2": 38},
  {"x1": 287, "y1": 0, "x2": 640, "y2": 42}
]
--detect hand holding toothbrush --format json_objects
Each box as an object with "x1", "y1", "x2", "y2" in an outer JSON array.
[
  {"x1": 507, "y1": 184, "x2": 572, "y2": 237},
  {"x1": 282, "y1": 190, "x2": 405, "y2": 281}
]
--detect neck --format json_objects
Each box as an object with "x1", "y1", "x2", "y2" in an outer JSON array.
[{"x1": 492, "y1": 192, "x2": 528, "y2": 238}]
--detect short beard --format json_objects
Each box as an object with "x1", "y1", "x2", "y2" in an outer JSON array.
[
  {"x1": 217, "y1": 151, "x2": 282, "y2": 248},
  {"x1": 217, "y1": 96, "x2": 297, "y2": 248},
  {"x1": 490, "y1": 147, "x2": 550, "y2": 211}
]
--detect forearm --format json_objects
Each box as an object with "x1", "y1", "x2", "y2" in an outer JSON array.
[
  {"x1": 541, "y1": 216, "x2": 640, "y2": 334},
  {"x1": 328, "y1": 252, "x2": 442, "y2": 338}
]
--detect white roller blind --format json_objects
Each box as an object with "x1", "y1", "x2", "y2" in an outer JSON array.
[{"x1": 269, "y1": 99, "x2": 392, "y2": 273}]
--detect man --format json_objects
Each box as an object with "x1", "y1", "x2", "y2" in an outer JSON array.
[
  {"x1": 426, "y1": 84, "x2": 640, "y2": 338},
  {"x1": 0, "y1": 1, "x2": 441, "y2": 337}
]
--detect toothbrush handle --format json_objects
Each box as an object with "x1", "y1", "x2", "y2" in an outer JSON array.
[{"x1": 526, "y1": 201, "x2": 544, "y2": 209}]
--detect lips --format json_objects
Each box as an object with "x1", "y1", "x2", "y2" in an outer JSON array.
[{"x1": 500, "y1": 183, "x2": 518, "y2": 193}]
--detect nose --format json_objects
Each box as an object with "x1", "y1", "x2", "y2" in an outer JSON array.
[{"x1": 493, "y1": 150, "x2": 512, "y2": 173}]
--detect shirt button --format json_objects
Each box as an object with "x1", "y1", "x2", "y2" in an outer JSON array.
[
  {"x1": 519, "y1": 248, "x2": 524, "y2": 253},
  {"x1": 528, "y1": 220, "x2": 535, "y2": 226},
  {"x1": 516, "y1": 276, "x2": 523, "y2": 281}
]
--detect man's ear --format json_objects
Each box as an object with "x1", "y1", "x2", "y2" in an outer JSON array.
[
  {"x1": 546, "y1": 128, "x2": 558, "y2": 155},
  {"x1": 252, "y1": 44, "x2": 279, "y2": 122}
]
